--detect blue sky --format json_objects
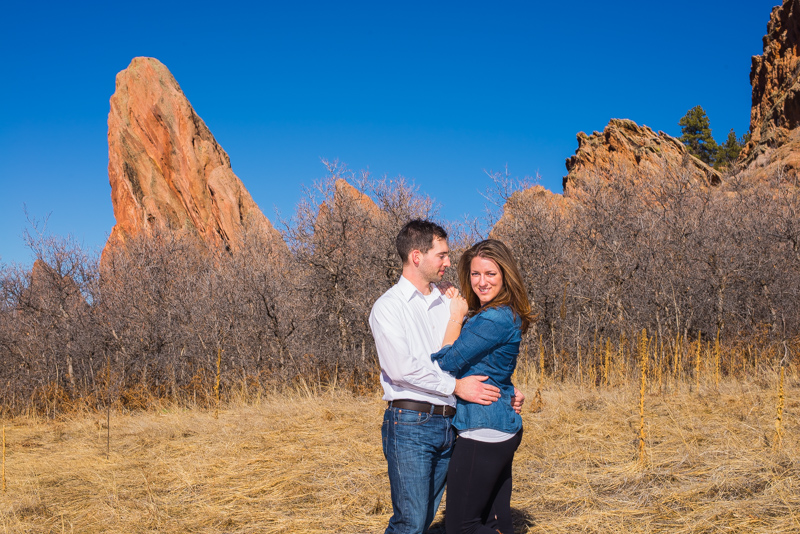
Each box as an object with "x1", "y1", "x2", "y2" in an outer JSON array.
[{"x1": 0, "y1": 0, "x2": 780, "y2": 265}]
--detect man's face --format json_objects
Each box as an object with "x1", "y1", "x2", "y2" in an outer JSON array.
[{"x1": 417, "y1": 237, "x2": 451, "y2": 283}]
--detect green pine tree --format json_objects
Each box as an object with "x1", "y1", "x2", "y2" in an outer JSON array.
[
  {"x1": 714, "y1": 129, "x2": 745, "y2": 170},
  {"x1": 679, "y1": 106, "x2": 718, "y2": 166}
]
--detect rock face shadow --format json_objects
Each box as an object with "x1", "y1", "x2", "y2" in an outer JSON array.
[{"x1": 427, "y1": 507, "x2": 536, "y2": 533}]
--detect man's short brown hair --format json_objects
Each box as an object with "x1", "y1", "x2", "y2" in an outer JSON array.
[{"x1": 396, "y1": 219, "x2": 448, "y2": 264}]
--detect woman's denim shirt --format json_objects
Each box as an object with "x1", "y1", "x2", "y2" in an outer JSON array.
[{"x1": 431, "y1": 305, "x2": 522, "y2": 434}]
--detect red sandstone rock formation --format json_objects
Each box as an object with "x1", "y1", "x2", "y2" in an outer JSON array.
[
  {"x1": 494, "y1": 119, "x2": 720, "y2": 235},
  {"x1": 104, "y1": 57, "x2": 281, "y2": 259},
  {"x1": 25, "y1": 259, "x2": 87, "y2": 314},
  {"x1": 491, "y1": 185, "x2": 572, "y2": 238},
  {"x1": 315, "y1": 179, "x2": 384, "y2": 238},
  {"x1": 563, "y1": 119, "x2": 720, "y2": 196},
  {"x1": 740, "y1": 0, "x2": 800, "y2": 179},
  {"x1": 333, "y1": 178, "x2": 382, "y2": 217}
]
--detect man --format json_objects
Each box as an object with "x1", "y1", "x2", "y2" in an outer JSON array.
[{"x1": 369, "y1": 219, "x2": 523, "y2": 534}]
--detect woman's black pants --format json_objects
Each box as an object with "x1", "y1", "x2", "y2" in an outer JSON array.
[{"x1": 445, "y1": 429, "x2": 523, "y2": 534}]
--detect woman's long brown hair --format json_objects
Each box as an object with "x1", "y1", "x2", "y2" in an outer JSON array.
[{"x1": 457, "y1": 239, "x2": 538, "y2": 334}]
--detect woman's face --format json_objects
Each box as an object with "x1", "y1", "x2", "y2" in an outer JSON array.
[{"x1": 470, "y1": 256, "x2": 503, "y2": 306}]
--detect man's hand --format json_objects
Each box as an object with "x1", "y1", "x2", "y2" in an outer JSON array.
[
  {"x1": 511, "y1": 387, "x2": 525, "y2": 414},
  {"x1": 443, "y1": 285, "x2": 460, "y2": 299},
  {"x1": 437, "y1": 281, "x2": 457, "y2": 295},
  {"x1": 454, "y1": 375, "x2": 501, "y2": 405}
]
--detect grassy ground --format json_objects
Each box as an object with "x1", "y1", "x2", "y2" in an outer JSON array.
[{"x1": 1, "y1": 377, "x2": 798, "y2": 533}]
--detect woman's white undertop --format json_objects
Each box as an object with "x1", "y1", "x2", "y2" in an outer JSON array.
[{"x1": 458, "y1": 427, "x2": 516, "y2": 443}]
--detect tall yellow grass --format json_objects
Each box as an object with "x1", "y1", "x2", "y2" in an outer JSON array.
[
  {"x1": 214, "y1": 348, "x2": 222, "y2": 419},
  {"x1": 2, "y1": 424, "x2": 5, "y2": 493},
  {"x1": 637, "y1": 329, "x2": 648, "y2": 465},
  {"x1": 695, "y1": 331, "x2": 702, "y2": 391},
  {"x1": 775, "y1": 364, "x2": 785, "y2": 450}
]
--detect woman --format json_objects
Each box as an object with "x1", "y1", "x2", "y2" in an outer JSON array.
[{"x1": 432, "y1": 239, "x2": 536, "y2": 534}]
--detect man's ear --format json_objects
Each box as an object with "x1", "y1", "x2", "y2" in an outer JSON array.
[{"x1": 411, "y1": 250, "x2": 421, "y2": 267}]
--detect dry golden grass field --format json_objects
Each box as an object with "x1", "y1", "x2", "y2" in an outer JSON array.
[{"x1": 1, "y1": 375, "x2": 798, "y2": 533}]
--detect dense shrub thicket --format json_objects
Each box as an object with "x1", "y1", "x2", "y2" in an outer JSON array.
[{"x1": 2, "y1": 163, "x2": 799, "y2": 415}]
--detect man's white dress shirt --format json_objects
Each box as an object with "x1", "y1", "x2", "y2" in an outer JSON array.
[{"x1": 369, "y1": 275, "x2": 456, "y2": 407}]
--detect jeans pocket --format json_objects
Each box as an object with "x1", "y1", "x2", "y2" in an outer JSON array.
[{"x1": 393, "y1": 408, "x2": 431, "y2": 426}]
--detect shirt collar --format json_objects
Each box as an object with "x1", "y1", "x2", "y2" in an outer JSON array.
[{"x1": 398, "y1": 275, "x2": 442, "y2": 303}]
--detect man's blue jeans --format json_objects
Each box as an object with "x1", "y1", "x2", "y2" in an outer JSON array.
[{"x1": 382, "y1": 405, "x2": 455, "y2": 534}]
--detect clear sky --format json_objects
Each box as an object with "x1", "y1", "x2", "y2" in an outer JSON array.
[{"x1": 0, "y1": 0, "x2": 780, "y2": 266}]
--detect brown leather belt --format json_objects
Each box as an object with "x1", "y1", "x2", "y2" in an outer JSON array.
[{"x1": 388, "y1": 399, "x2": 456, "y2": 417}]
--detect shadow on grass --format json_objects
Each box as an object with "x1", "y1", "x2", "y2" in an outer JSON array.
[{"x1": 427, "y1": 507, "x2": 536, "y2": 533}]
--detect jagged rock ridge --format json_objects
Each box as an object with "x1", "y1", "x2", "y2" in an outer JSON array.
[
  {"x1": 492, "y1": 117, "x2": 722, "y2": 236},
  {"x1": 563, "y1": 119, "x2": 720, "y2": 195},
  {"x1": 104, "y1": 57, "x2": 280, "y2": 258},
  {"x1": 741, "y1": 0, "x2": 800, "y2": 179}
]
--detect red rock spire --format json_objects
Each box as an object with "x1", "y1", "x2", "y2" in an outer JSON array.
[{"x1": 104, "y1": 57, "x2": 281, "y2": 258}]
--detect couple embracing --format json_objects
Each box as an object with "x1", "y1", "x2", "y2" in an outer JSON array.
[{"x1": 369, "y1": 219, "x2": 535, "y2": 534}]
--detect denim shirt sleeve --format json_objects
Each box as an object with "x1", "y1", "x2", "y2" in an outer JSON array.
[{"x1": 431, "y1": 308, "x2": 513, "y2": 375}]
